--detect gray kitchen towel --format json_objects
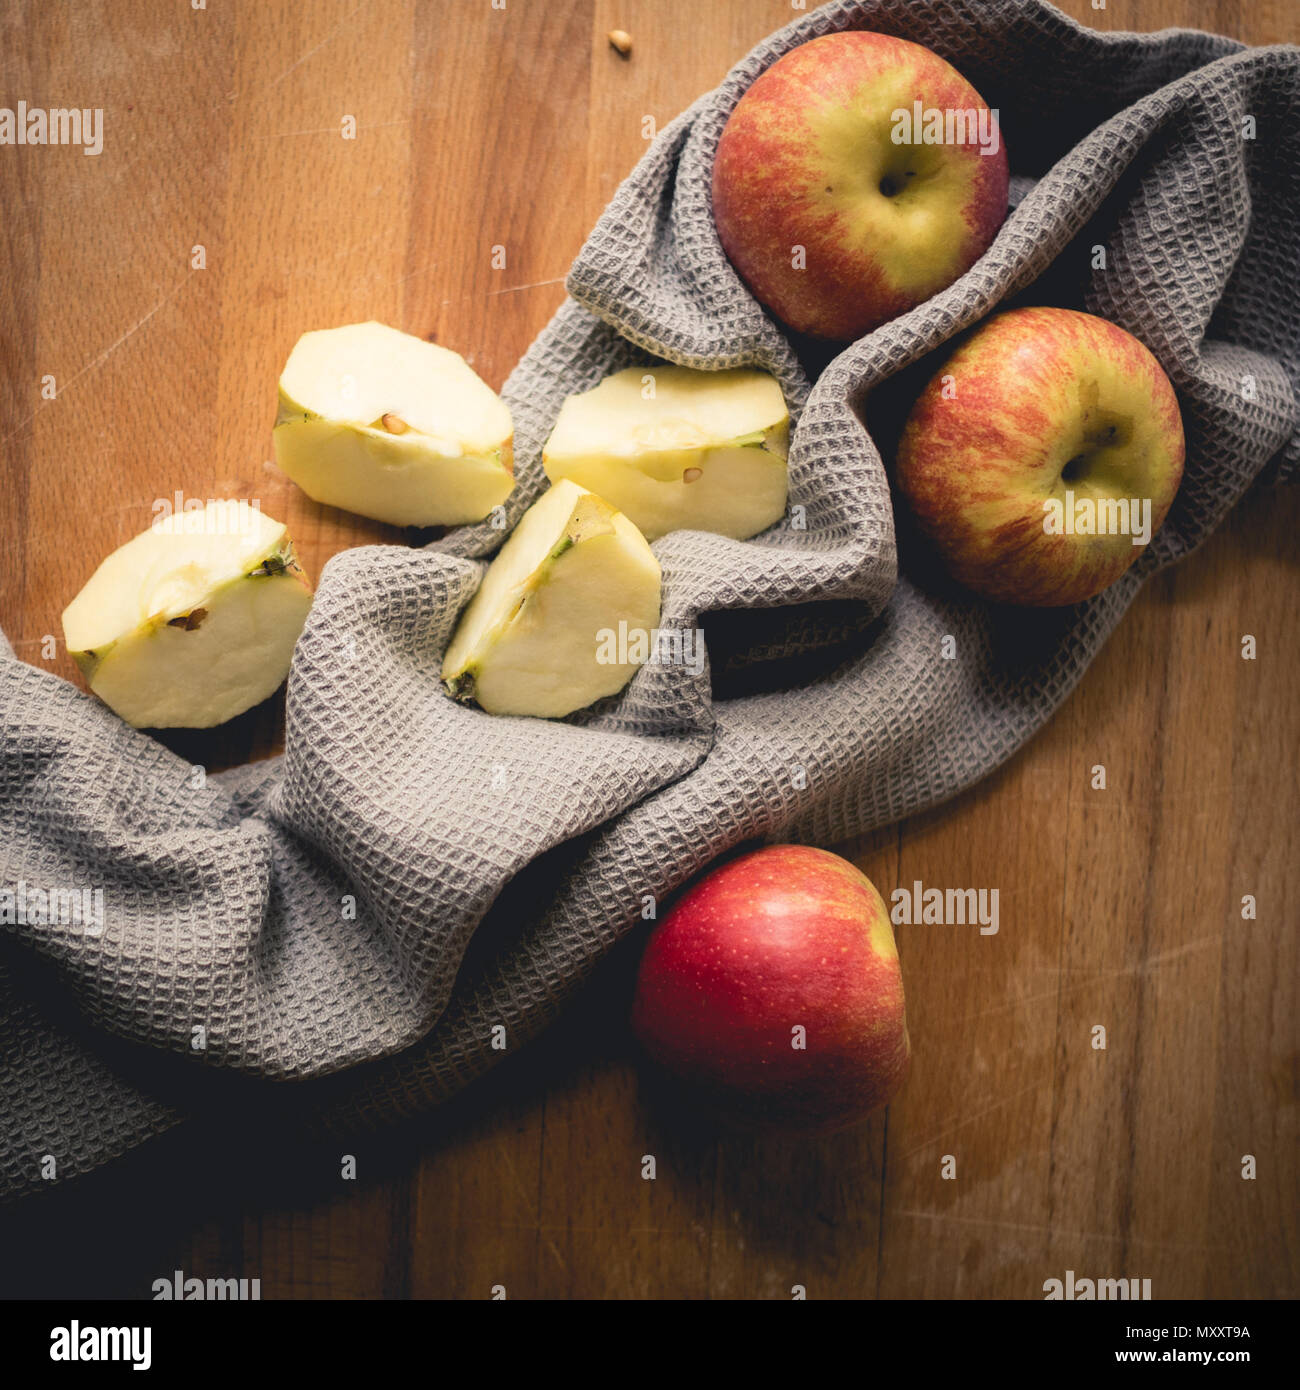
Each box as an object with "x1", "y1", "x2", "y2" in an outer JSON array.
[{"x1": 1, "y1": 0, "x2": 1297, "y2": 1199}]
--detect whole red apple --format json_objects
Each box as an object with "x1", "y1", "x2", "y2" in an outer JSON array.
[
  {"x1": 895, "y1": 306, "x2": 1186, "y2": 606},
  {"x1": 712, "y1": 31, "x2": 1008, "y2": 340},
  {"x1": 631, "y1": 845, "x2": 910, "y2": 1134}
]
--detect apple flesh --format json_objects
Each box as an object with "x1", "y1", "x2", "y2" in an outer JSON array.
[
  {"x1": 631, "y1": 845, "x2": 910, "y2": 1134},
  {"x1": 712, "y1": 31, "x2": 1008, "y2": 341},
  {"x1": 542, "y1": 365, "x2": 789, "y2": 541},
  {"x1": 273, "y1": 321, "x2": 514, "y2": 527},
  {"x1": 895, "y1": 306, "x2": 1186, "y2": 606},
  {"x1": 442, "y1": 479, "x2": 661, "y2": 718},
  {"x1": 61, "y1": 500, "x2": 314, "y2": 728}
]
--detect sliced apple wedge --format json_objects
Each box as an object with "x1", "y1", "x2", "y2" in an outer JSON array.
[
  {"x1": 542, "y1": 364, "x2": 789, "y2": 541},
  {"x1": 442, "y1": 480, "x2": 661, "y2": 719},
  {"x1": 62, "y1": 500, "x2": 314, "y2": 729},
  {"x1": 274, "y1": 321, "x2": 514, "y2": 526}
]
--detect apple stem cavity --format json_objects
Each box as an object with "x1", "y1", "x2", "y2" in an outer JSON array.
[{"x1": 879, "y1": 170, "x2": 916, "y2": 199}]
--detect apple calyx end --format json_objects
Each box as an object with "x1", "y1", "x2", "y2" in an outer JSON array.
[{"x1": 443, "y1": 671, "x2": 477, "y2": 704}]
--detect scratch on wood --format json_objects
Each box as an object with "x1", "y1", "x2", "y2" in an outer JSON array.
[
  {"x1": 259, "y1": 119, "x2": 410, "y2": 139},
  {"x1": 488, "y1": 276, "x2": 567, "y2": 297},
  {"x1": 895, "y1": 1209, "x2": 1227, "y2": 1255},
  {"x1": 267, "y1": 2, "x2": 367, "y2": 91},
  {"x1": 0, "y1": 285, "x2": 185, "y2": 448},
  {"x1": 893, "y1": 1081, "x2": 1048, "y2": 1162}
]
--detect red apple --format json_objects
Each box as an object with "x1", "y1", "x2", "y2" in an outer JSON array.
[
  {"x1": 631, "y1": 845, "x2": 910, "y2": 1134},
  {"x1": 712, "y1": 31, "x2": 1008, "y2": 340},
  {"x1": 895, "y1": 306, "x2": 1186, "y2": 606}
]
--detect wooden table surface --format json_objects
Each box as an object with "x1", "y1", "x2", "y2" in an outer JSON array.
[{"x1": 1, "y1": 0, "x2": 1296, "y2": 1300}]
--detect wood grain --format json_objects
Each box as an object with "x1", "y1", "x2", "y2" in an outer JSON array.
[{"x1": 0, "y1": 0, "x2": 1294, "y2": 1299}]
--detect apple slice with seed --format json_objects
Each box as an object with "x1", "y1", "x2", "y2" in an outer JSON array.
[
  {"x1": 61, "y1": 500, "x2": 313, "y2": 728},
  {"x1": 442, "y1": 480, "x2": 661, "y2": 718},
  {"x1": 274, "y1": 321, "x2": 514, "y2": 527},
  {"x1": 542, "y1": 364, "x2": 789, "y2": 541}
]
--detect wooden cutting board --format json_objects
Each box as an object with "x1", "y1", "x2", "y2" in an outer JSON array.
[{"x1": 0, "y1": 0, "x2": 1295, "y2": 1299}]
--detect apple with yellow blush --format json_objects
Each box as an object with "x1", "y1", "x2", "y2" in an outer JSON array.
[
  {"x1": 895, "y1": 306, "x2": 1185, "y2": 606},
  {"x1": 712, "y1": 31, "x2": 1009, "y2": 341}
]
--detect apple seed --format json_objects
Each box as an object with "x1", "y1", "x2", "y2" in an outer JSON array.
[{"x1": 167, "y1": 607, "x2": 208, "y2": 632}]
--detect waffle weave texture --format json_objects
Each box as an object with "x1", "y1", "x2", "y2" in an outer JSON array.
[{"x1": 2, "y1": 0, "x2": 1297, "y2": 1199}]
